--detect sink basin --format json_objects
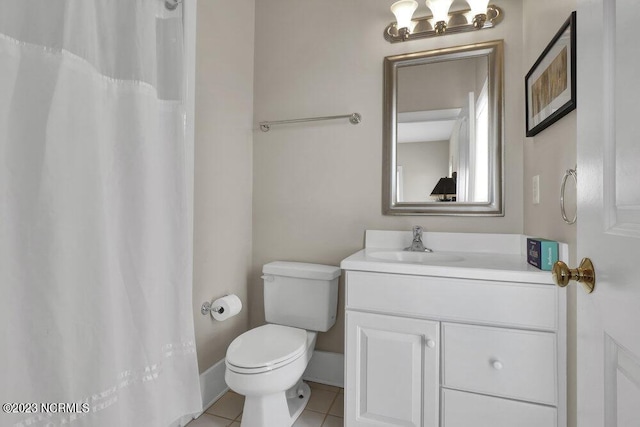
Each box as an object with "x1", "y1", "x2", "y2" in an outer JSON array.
[{"x1": 368, "y1": 250, "x2": 464, "y2": 264}]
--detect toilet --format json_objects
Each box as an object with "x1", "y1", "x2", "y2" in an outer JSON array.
[{"x1": 224, "y1": 261, "x2": 341, "y2": 427}]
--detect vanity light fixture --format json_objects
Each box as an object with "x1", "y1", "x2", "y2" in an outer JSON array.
[{"x1": 384, "y1": 0, "x2": 503, "y2": 43}]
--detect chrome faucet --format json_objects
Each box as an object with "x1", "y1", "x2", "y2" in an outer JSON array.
[{"x1": 405, "y1": 226, "x2": 433, "y2": 252}]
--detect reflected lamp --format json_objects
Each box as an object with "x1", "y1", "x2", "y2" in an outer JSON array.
[{"x1": 430, "y1": 177, "x2": 457, "y2": 202}]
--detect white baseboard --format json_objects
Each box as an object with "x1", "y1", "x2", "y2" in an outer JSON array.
[
  {"x1": 303, "y1": 351, "x2": 344, "y2": 388},
  {"x1": 173, "y1": 413, "x2": 198, "y2": 427},
  {"x1": 199, "y1": 358, "x2": 230, "y2": 411}
]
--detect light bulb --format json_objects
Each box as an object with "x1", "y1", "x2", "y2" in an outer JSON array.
[
  {"x1": 466, "y1": 0, "x2": 490, "y2": 16},
  {"x1": 466, "y1": 0, "x2": 490, "y2": 28},
  {"x1": 391, "y1": 0, "x2": 418, "y2": 32},
  {"x1": 425, "y1": 0, "x2": 454, "y2": 25}
]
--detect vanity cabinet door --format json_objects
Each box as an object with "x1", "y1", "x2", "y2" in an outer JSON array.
[{"x1": 345, "y1": 311, "x2": 439, "y2": 427}]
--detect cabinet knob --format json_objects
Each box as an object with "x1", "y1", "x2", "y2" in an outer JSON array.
[
  {"x1": 426, "y1": 339, "x2": 435, "y2": 348},
  {"x1": 492, "y1": 360, "x2": 503, "y2": 370}
]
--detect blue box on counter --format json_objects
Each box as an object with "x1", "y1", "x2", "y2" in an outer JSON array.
[{"x1": 527, "y1": 238, "x2": 558, "y2": 271}]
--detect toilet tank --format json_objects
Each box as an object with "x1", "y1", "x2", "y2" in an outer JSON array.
[{"x1": 262, "y1": 261, "x2": 341, "y2": 332}]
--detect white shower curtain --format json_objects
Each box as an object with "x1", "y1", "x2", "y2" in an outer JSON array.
[{"x1": 0, "y1": 1, "x2": 202, "y2": 426}]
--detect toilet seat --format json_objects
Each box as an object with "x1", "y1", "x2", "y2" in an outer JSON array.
[{"x1": 226, "y1": 324, "x2": 308, "y2": 374}]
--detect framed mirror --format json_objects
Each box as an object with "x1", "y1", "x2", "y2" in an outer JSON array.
[{"x1": 383, "y1": 40, "x2": 504, "y2": 215}]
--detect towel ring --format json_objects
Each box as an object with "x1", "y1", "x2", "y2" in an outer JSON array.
[{"x1": 561, "y1": 167, "x2": 577, "y2": 224}]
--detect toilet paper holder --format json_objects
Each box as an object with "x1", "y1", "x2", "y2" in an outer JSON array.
[{"x1": 201, "y1": 299, "x2": 225, "y2": 316}]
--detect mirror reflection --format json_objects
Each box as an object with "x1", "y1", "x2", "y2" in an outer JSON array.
[
  {"x1": 383, "y1": 40, "x2": 504, "y2": 215},
  {"x1": 397, "y1": 56, "x2": 488, "y2": 203}
]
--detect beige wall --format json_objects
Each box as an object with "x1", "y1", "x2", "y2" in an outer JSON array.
[
  {"x1": 523, "y1": 0, "x2": 577, "y2": 251},
  {"x1": 193, "y1": 0, "x2": 255, "y2": 373},
  {"x1": 397, "y1": 58, "x2": 480, "y2": 112},
  {"x1": 397, "y1": 141, "x2": 449, "y2": 202},
  {"x1": 252, "y1": 0, "x2": 525, "y2": 354},
  {"x1": 522, "y1": 1, "x2": 576, "y2": 426}
]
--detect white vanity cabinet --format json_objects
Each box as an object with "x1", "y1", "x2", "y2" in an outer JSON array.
[{"x1": 344, "y1": 270, "x2": 566, "y2": 427}]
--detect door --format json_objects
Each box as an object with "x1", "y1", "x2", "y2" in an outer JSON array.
[
  {"x1": 345, "y1": 311, "x2": 439, "y2": 427},
  {"x1": 577, "y1": 0, "x2": 640, "y2": 426}
]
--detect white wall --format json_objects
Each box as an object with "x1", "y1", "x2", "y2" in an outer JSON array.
[
  {"x1": 522, "y1": 1, "x2": 577, "y2": 426},
  {"x1": 193, "y1": 0, "x2": 255, "y2": 373},
  {"x1": 252, "y1": 0, "x2": 525, "y2": 354}
]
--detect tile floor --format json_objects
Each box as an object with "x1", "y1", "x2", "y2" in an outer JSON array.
[{"x1": 186, "y1": 382, "x2": 344, "y2": 427}]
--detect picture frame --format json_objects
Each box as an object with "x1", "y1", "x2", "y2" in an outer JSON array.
[{"x1": 525, "y1": 11, "x2": 576, "y2": 137}]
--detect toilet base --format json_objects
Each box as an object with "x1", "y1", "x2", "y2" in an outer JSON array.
[
  {"x1": 286, "y1": 381, "x2": 310, "y2": 422},
  {"x1": 240, "y1": 380, "x2": 310, "y2": 427}
]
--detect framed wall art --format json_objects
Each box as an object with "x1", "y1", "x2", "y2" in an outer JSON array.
[{"x1": 525, "y1": 11, "x2": 576, "y2": 137}]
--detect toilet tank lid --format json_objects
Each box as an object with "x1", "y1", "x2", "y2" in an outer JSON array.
[{"x1": 263, "y1": 261, "x2": 341, "y2": 280}]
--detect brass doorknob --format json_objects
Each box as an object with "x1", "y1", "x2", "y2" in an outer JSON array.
[{"x1": 552, "y1": 258, "x2": 595, "y2": 294}]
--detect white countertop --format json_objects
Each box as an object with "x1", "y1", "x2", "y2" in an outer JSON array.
[{"x1": 340, "y1": 231, "x2": 568, "y2": 285}]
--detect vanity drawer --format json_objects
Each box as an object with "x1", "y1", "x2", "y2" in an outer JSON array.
[
  {"x1": 442, "y1": 323, "x2": 557, "y2": 405},
  {"x1": 345, "y1": 271, "x2": 558, "y2": 330},
  {"x1": 441, "y1": 388, "x2": 557, "y2": 427}
]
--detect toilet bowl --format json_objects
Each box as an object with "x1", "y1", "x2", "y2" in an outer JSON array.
[
  {"x1": 224, "y1": 262, "x2": 341, "y2": 427},
  {"x1": 225, "y1": 324, "x2": 317, "y2": 427}
]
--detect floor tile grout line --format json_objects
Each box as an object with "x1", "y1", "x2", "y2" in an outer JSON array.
[
  {"x1": 321, "y1": 390, "x2": 340, "y2": 426},
  {"x1": 200, "y1": 412, "x2": 237, "y2": 424},
  {"x1": 204, "y1": 411, "x2": 235, "y2": 420}
]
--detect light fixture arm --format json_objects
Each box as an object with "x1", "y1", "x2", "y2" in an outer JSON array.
[
  {"x1": 398, "y1": 27, "x2": 411, "y2": 41},
  {"x1": 433, "y1": 20, "x2": 447, "y2": 35},
  {"x1": 472, "y1": 13, "x2": 488, "y2": 28},
  {"x1": 384, "y1": 4, "x2": 503, "y2": 43}
]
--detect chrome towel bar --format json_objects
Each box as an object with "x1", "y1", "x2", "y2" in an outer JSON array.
[{"x1": 259, "y1": 112, "x2": 361, "y2": 132}]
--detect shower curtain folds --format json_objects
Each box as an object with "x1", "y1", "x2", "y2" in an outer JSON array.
[{"x1": 0, "y1": 1, "x2": 201, "y2": 426}]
